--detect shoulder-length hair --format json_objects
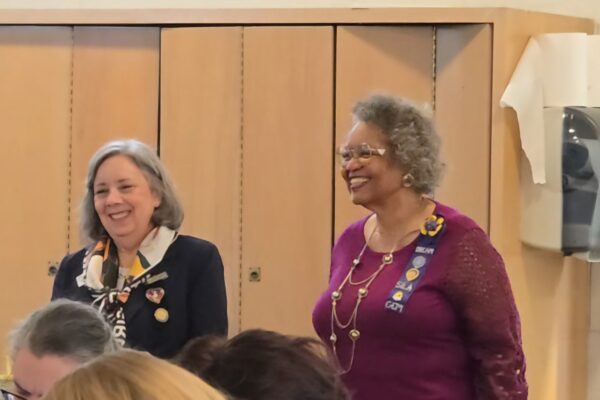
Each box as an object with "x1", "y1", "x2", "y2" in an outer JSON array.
[{"x1": 80, "y1": 139, "x2": 184, "y2": 244}]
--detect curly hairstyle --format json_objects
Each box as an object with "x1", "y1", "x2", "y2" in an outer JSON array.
[{"x1": 352, "y1": 94, "x2": 444, "y2": 194}]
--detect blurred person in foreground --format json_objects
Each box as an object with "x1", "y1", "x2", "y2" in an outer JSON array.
[
  {"x1": 43, "y1": 349, "x2": 226, "y2": 400},
  {"x1": 175, "y1": 328, "x2": 349, "y2": 400},
  {"x1": 3, "y1": 299, "x2": 118, "y2": 400}
]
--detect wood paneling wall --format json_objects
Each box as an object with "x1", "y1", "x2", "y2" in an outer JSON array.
[
  {"x1": 0, "y1": 27, "x2": 72, "y2": 367},
  {"x1": 160, "y1": 27, "x2": 243, "y2": 334},
  {"x1": 435, "y1": 24, "x2": 491, "y2": 230},
  {"x1": 69, "y1": 27, "x2": 159, "y2": 249},
  {"x1": 334, "y1": 26, "x2": 434, "y2": 237},
  {"x1": 241, "y1": 26, "x2": 333, "y2": 335}
]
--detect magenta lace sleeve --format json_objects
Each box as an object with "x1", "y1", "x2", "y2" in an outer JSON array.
[{"x1": 444, "y1": 228, "x2": 528, "y2": 399}]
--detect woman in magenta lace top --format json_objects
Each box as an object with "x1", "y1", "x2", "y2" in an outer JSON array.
[{"x1": 312, "y1": 94, "x2": 527, "y2": 399}]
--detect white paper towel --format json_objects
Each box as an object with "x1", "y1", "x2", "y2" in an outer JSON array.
[
  {"x1": 538, "y1": 33, "x2": 588, "y2": 107},
  {"x1": 500, "y1": 38, "x2": 545, "y2": 183},
  {"x1": 501, "y1": 33, "x2": 600, "y2": 184},
  {"x1": 588, "y1": 36, "x2": 600, "y2": 106}
]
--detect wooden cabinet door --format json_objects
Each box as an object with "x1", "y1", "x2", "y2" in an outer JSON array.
[
  {"x1": 160, "y1": 27, "x2": 242, "y2": 334},
  {"x1": 241, "y1": 26, "x2": 334, "y2": 336},
  {"x1": 435, "y1": 24, "x2": 491, "y2": 231},
  {"x1": 69, "y1": 27, "x2": 159, "y2": 250},
  {"x1": 0, "y1": 27, "x2": 72, "y2": 370},
  {"x1": 335, "y1": 26, "x2": 435, "y2": 237}
]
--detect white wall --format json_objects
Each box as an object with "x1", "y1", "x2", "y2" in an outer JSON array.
[{"x1": 1, "y1": 0, "x2": 600, "y2": 26}]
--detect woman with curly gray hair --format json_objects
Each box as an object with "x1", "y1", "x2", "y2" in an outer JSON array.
[
  {"x1": 51, "y1": 139, "x2": 227, "y2": 359},
  {"x1": 313, "y1": 94, "x2": 527, "y2": 399}
]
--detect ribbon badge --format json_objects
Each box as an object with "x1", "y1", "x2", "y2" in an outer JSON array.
[
  {"x1": 145, "y1": 287, "x2": 165, "y2": 304},
  {"x1": 420, "y1": 215, "x2": 445, "y2": 237}
]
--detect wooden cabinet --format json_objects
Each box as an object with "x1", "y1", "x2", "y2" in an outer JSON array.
[
  {"x1": 0, "y1": 9, "x2": 593, "y2": 400},
  {"x1": 0, "y1": 26, "x2": 71, "y2": 366},
  {"x1": 161, "y1": 26, "x2": 333, "y2": 335},
  {"x1": 0, "y1": 25, "x2": 159, "y2": 370},
  {"x1": 334, "y1": 26, "x2": 435, "y2": 236},
  {"x1": 69, "y1": 27, "x2": 159, "y2": 249},
  {"x1": 160, "y1": 26, "x2": 243, "y2": 333},
  {"x1": 240, "y1": 26, "x2": 333, "y2": 335}
]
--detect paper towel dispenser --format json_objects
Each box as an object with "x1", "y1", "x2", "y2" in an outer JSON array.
[
  {"x1": 561, "y1": 107, "x2": 599, "y2": 254},
  {"x1": 521, "y1": 107, "x2": 600, "y2": 259}
]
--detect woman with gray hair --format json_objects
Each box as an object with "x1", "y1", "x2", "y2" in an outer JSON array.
[
  {"x1": 51, "y1": 139, "x2": 227, "y2": 359},
  {"x1": 3, "y1": 299, "x2": 118, "y2": 400},
  {"x1": 312, "y1": 94, "x2": 527, "y2": 399}
]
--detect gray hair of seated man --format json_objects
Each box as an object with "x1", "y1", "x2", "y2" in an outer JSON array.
[{"x1": 10, "y1": 299, "x2": 119, "y2": 363}]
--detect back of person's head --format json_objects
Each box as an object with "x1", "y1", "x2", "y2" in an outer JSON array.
[
  {"x1": 10, "y1": 299, "x2": 118, "y2": 362},
  {"x1": 8, "y1": 299, "x2": 119, "y2": 398},
  {"x1": 44, "y1": 349, "x2": 227, "y2": 400},
  {"x1": 175, "y1": 329, "x2": 349, "y2": 400}
]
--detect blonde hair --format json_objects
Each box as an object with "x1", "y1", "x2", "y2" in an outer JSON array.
[{"x1": 44, "y1": 349, "x2": 226, "y2": 400}]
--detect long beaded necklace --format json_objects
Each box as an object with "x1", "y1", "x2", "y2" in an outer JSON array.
[{"x1": 329, "y1": 222, "x2": 419, "y2": 374}]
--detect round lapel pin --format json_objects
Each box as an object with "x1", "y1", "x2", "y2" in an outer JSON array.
[{"x1": 154, "y1": 307, "x2": 169, "y2": 323}]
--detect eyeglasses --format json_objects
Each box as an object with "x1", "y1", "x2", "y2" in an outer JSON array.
[
  {"x1": 336, "y1": 143, "x2": 386, "y2": 166},
  {"x1": 1, "y1": 389, "x2": 27, "y2": 400}
]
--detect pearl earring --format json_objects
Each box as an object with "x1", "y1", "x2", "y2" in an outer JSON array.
[{"x1": 402, "y1": 173, "x2": 415, "y2": 188}]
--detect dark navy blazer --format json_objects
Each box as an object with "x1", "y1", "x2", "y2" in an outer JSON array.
[{"x1": 51, "y1": 235, "x2": 228, "y2": 358}]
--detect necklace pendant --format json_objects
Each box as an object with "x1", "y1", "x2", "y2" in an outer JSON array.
[
  {"x1": 349, "y1": 329, "x2": 361, "y2": 341},
  {"x1": 330, "y1": 333, "x2": 337, "y2": 343},
  {"x1": 352, "y1": 258, "x2": 360, "y2": 267},
  {"x1": 357, "y1": 287, "x2": 368, "y2": 298},
  {"x1": 331, "y1": 291, "x2": 342, "y2": 301},
  {"x1": 382, "y1": 253, "x2": 394, "y2": 264}
]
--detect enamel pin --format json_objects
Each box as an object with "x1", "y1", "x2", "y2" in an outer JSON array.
[
  {"x1": 154, "y1": 307, "x2": 169, "y2": 323},
  {"x1": 145, "y1": 287, "x2": 165, "y2": 304}
]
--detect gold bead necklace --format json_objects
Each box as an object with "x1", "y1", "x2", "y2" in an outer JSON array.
[{"x1": 329, "y1": 223, "x2": 419, "y2": 374}]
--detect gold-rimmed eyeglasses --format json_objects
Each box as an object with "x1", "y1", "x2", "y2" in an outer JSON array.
[{"x1": 336, "y1": 143, "x2": 386, "y2": 166}]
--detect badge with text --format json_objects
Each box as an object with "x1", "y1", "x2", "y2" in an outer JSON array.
[
  {"x1": 145, "y1": 287, "x2": 165, "y2": 304},
  {"x1": 385, "y1": 213, "x2": 446, "y2": 314}
]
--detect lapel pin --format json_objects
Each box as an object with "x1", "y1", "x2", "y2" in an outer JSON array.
[
  {"x1": 154, "y1": 307, "x2": 169, "y2": 323},
  {"x1": 145, "y1": 287, "x2": 165, "y2": 304}
]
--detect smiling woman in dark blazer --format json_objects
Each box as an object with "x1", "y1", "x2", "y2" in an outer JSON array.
[{"x1": 52, "y1": 139, "x2": 228, "y2": 358}]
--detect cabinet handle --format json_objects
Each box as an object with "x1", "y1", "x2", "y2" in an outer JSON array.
[
  {"x1": 47, "y1": 261, "x2": 59, "y2": 277},
  {"x1": 248, "y1": 267, "x2": 261, "y2": 282}
]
